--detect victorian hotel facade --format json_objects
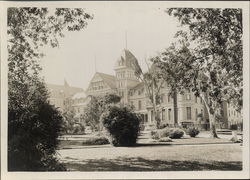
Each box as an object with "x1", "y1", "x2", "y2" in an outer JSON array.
[{"x1": 47, "y1": 49, "x2": 243, "y2": 129}]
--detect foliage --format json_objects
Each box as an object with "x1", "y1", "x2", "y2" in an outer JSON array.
[
  {"x1": 169, "y1": 128, "x2": 184, "y2": 139},
  {"x1": 72, "y1": 123, "x2": 85, "y2": 135},
  {"x1": 61, "y1": 110, "x2": 77, "y2": 134},
  {"x1": 82, "y1": 94, "x2": 121, "y2": 132},
  {"x1": 8, "y1": 7, "x2": 92, "y2": 171},
  {"x1": 186, "y1": 127, "x2": 200, "y2": 137},
  {"x1": 159, "y1": 123, "x2": 169, "y2": 129},
  {"x1": 165, "y1": 8, "x2": 243, "y2": 110},
  {"x1": 101, "y1": 106, "x2": 140, "y2": 146},
  {"x1": 151, "y1": 128, "x2": 184, "y2": 140},
  {"x1": 82, "y1": 96, "x2": 101, "y2": 131},
  {"x1": 82, "y1": 136, "x2": 110, "y2": 145},
  {"x1": 142, "y1": 66, "x2": 165, "y2": 128},
  {"x1": 158, "y1": 137, "x2": 173, "y2": 142},
  {"x1": 8, "y1": 81, "x2": 66, "y2": 171},
  {"x1": 151, "y1": 130, "x2": 160, "y2": 140},
  {"x1": 154, "y1": 8, "x2": 243, "y2": 138}
]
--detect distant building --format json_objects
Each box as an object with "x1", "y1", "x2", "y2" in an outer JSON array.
[
  {"x1": 47, "y1": 49, "x2": 243, "y2": 130},
  {"x1": 70, "y1": 91, "x2": 91, "y2": 124},
  {"x1": 221, "y1": 102, "x2": 243, "y2": 130},
  {"x1": 46, "y1": 80, "x2": 83, "y2": 112},
  {"x1": 85, "y1": 49, "x2": 210, "y2": 128}
]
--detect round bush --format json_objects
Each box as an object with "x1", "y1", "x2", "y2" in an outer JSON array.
[
  {"x1": 187, "y1": 127, "x2": 200, "y2": 137},
  {"x1": 169, "y1": 128, "x2": 184, "y2": 139},
  {"x1": 101, "y1": 106, "x2": 140, "y2": 146}
]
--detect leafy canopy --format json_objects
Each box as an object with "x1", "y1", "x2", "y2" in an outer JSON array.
[
  {"x1": 8, "y1": 7, "x2": 92, "y2": 171},
  {"x1": 163, "y1": 8, "x2": 243, "y2": 110}
]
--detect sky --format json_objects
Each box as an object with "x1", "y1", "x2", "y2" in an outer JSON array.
[{"x1": 40, "y1": 2, "x2": 182, "y2": 90}]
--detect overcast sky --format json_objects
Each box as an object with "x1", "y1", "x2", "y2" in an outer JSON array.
[{"x1": 40, "y1": 2, "x2": 182, "y2": 90}]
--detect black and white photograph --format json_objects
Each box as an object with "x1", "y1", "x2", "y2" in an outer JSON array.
[{"x1": 0, "y1": 1, "x2": 249, "y2": 179}]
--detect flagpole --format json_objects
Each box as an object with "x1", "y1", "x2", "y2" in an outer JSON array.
[
  {"x1": 125, "y1": 31, "x2": 127, "y2": 49},
  {"x1": 94, "y1": 53, "x2": 97, "y2": 72}
]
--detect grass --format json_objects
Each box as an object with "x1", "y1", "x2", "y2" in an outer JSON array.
[
  {"x1": 62, "y1": 158, "x2": 242, "y2": 171},
  {"x1": 58, "y1": 143, "x2": 242, "y2": 171}
]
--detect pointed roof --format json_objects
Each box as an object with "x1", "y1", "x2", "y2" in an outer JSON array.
[
  {"x1": 114, "y1": 49, "x2": 138, "y2": 69},
  {"x1": 64, "y1": 78, "x2": 70, "y2": 87}
]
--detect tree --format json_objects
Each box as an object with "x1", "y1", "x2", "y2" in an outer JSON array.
[
  {"x1": 160, "y1": 8, "x2": 243, "y2": 137},
  {"x1": 130, "y1": 57, "x2": 164, "y2": 128},
  {"x1": 8, "y1": 7, "x2": 92, "y2": 170},
  {"x1": 83, "y1": 94, "x2": 121, "y2": 131},
  {"x1": 152, "y1": 42, "x2": 190, "y2": 127},
  {"x1": 143, "y1": 65, "x2": 165, "y2": 128}
]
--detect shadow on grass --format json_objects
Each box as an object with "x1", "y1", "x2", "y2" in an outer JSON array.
[{"x1": 62, "y1": 157, "x2": 242, "y2": 171}]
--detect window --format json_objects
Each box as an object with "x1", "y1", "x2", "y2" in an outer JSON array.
[
  {"x1": 129, "y1": 91, "x2": 133, "y2": 96},
  {"x1": 162, "y1": 109, "x2": 165, "y2": 121},
  {"x1": 186, "y1": 107, "x2": 192, "y2": 120},
  {"x1": 200, "y1": 97, "x2": 203, "y2": 104},
  {"x1": 168, "y1": 94, "x2": 171, "y2": 103},
  {"x1": 195, "y1": 108, "x2": 198, "y2": 120},
  {"x1": 195, "y1": 96, "x2": 198, "y2": 103},
  {"x1": 168, "y1": 109, "x2": 171, "y2": 121},
  {"x1": 161, "y1": 94, "x2": 165, "y2": 103},
  {"x1": 186, "y1": 93, "x2": 191, "y2": 100},
  {"x1": 138, "y1": 100, "x2": 142, "y2": 110},
  {"x1": 145, "y1": 114, "x2": 148, "y2": 123},
  {"x1": 120, "y1": 91, "x2": 124, "y2": 97}
]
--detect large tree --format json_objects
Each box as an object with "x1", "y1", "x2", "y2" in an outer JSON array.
[
  {"x1": 158, "y1": 8, "x2": 243, "y2": 137},
  {"x1": 8, "y1": 7, "x2": 92, "y2": 170},
  {"x1": 152, "y1": 41, "x2": 191, "y2": 127},
  {"x1": 143, "y1": 65, "x2": 165, "y2": 128},
  {"x1": 130, "y1": 57, "x2": 164, "y2": 128}
]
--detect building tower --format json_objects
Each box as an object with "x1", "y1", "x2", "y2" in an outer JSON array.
[{"x1": 114, "y1": 49, "x2": 140, "y2": 104}]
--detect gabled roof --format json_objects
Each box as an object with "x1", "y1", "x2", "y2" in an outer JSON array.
[
  {"x1": 87, "y1": 72, "x2": 116, "y2": 90},
  {"x1": 46, "y1": 83, "x2": 83, "y2": 92},
  {"x1": 97, "y1": 72, "x2": 116, "y2": 89}
]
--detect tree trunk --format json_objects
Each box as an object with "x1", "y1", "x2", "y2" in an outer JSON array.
[
  {"x1": 173, "y1": 89, "x2": 178, "y2": 127},
  {"x1": 152, "y1": 79, "x2": 159, "y2": 128},
  {"x1": 201, "y1": 94, "x2": 219, "y2": 138},
  {"x1": 209, "y1": 113, "x2": 219, "y2": 138}
]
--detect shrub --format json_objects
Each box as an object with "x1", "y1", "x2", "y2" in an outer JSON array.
[
  {"x1": 187, "y1": 127, "x2": 200, "y2": 137},
  {"x1": 8, "y1": 85, "x2": 66, "y2": 171},
  {"x1": 101, "y1": 106, "x2": 140, "y2": 146},
  {"x1": 73, "y1": 123, "x2": 85, "y2": 135},
  {"x1": 151, "y1": 128, "x2": 184, "y2": 139},
  {"x1": 158, "y1": 123, "x2": 169, "y2": 129},
  {"x1": 82, "y1": 136, "x2": 109, "y2": 145},
  {"x1": 151, "y1": 130, "x2": 160, "y2": 140},
  {"x1": 169, "y1": 128, "x2": 184, "y2": 139},
  {"x1": 158, "y1": 137, "x2": 173, "y2": 142}
]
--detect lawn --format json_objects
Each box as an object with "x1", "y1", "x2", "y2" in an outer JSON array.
[
  {"x1": 58, "y1": 143, "x2": 242, "y2": 171},
  {"x1": 57, "y1": 131, "x2": 242, "y2": 171}
]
